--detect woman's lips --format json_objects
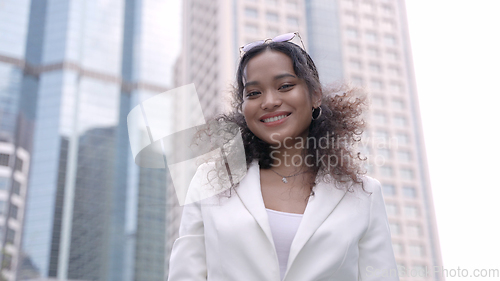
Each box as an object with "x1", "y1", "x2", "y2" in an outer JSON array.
[{"x1": 260, "y1": 113, "x2": 291, "y2": 126}]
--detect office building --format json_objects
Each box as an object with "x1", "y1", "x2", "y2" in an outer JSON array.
[{"x1": 0, "y1": 0, "x2": 178, "y2": 280}]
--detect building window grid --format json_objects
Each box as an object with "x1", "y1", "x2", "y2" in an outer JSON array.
[{"x1": 0, "y1": 153, "x2": 10, "y2": 166}]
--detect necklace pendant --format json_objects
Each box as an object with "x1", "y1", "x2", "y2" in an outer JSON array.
[{"x1": 282, "y1": 177, "x2": 288, "y2": 184}]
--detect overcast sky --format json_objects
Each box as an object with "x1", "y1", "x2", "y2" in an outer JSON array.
[{"x1": 406, "y1": 0, "x2": 500, "y2": 279}]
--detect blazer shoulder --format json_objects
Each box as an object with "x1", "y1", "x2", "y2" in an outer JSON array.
[{"x1": 359, "y1": 175, "x2": 383, "y2": 194}]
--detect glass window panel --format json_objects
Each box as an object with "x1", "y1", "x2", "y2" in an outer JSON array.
[
  {"x1": 385, "y1": 203, "x2": 398, "y2": 216},
  {"x1": 245, "y1": 8, "x2": 258, "y2": 18},
  {"x1": 382, "y1": 184, "x2": 396, "y2": 196},
  {"x1": 404, "y1": 206, "x2": 419, "y2": 217},
  {"x1": 403, "y1": 186, "x2": 416, "y2": 197},
  {"x1": 401, "y1": 169, "x2": 414, "y2": 180}
]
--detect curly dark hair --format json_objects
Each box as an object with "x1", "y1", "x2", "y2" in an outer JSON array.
[{"x1": 208, "y1": 41, "x2": 368, "y2": 193}]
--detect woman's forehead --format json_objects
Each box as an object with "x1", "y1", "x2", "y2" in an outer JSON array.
[{"x1": 243, "y1": 50, "x2": 295, "y2": 81}]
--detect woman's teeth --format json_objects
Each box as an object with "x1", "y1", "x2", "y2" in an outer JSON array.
[{"x1": 262, "y1": 115, "x2": 288, "y2": 123}]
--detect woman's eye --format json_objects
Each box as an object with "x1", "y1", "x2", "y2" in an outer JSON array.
[
  {"x1": 246, "y1": 91, "x2": 260, "y2": 98},
  {"x1": 279, "y1": 84, "x2": 294, "y2": 91}
]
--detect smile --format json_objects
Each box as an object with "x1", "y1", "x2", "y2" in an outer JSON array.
[{"x1": 261, "y1": 114, "x2": 290, "y2": 123}]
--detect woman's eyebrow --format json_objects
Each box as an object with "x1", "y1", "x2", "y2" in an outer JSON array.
[
  {"x1": 244, "y1": 73, "x2": 297, "y2": 88},
  {"x1": 274, "y1": 73, "x2": 297, "y2": 80}
]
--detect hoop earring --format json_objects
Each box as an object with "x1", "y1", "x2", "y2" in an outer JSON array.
[{"x1": 312, "y1": 106, "x2": 322, "y2": 120}]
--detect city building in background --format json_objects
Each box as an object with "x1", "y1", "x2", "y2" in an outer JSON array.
[
  {"x1": 0, "y1": 0, "x2": 34, "y2": 280},
  {"x1": 177, "y1": 0, "x2": 443, "y2": 280},
  {"x1": 0, "y1": 0, "x2": 181, "y2": 280}
]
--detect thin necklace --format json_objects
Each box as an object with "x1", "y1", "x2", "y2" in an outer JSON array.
[{"x1": 270, "y1": 168, "x2": 307, "y2": 184}]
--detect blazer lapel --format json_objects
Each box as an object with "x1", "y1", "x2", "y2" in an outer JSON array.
[
  {"x1": 234, "y1": 161, "x2": 348, "y2": 280},
  {"x1": 234, "y1": 161, "x2": 276, "y2": 248},
  {"x1": 284, "y1": 178, "x2": 348, "y2": 279}
]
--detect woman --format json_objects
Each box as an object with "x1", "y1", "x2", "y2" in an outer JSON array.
[{"x1": 168, "y1": 33, "x2": 399, "y2": 281}]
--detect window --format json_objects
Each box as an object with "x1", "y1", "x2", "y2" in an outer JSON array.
[
  {"x1": 384, "y1": 34, "x2": 397, "y2": 46},
  {"x1": 389, "y1": 222, "x2": 400, "y2": 235},
  {"x1": 381, "y1": 4, "x2": 393, "y2": 14},
  {"x1": 346, "y1": 28, "x2": 359, "y2": 39},
  {"x1": 267, "y1": 0, "x2": 278, "y2": 5},
  {"x1": 374, "y1": 112, "x2": 387, "y2": 124},
  {"x1": 370, "y1": 79, "x2": 383, "y2": 90},
  {"x1": 392, "y1": 99, "x2": 404, "y2": 109},
  {"x1": 389, "y1": 82, "x2": 402, "y2": 92},
  {"x1": 245, "y1": 24, "x2": 258, "y2": 34},
  {"x1": 12, "y1": 180, "x2": 21, "y2": 195},
  {"x1": 394, "y1": 116, "x2": 407, "y2": 126},
  {"x1": 363, "y1": 16, "x2": 376, "y2": 26},
  {"x1": 387, "y1": 50, "x2": 398, "y2": 60},
  {"x1": 409, "y1": 244, "x2": 424, "y2": 257},
  {"x1": 344, "y1": 0, "x2": 354, "y2": 8},
  {"x1": 382, "y1": 19, "x2": 395, "y2": 29},
  {"x1": 372, "y1": 96, "x2": 384, "y2": 106},
  {"x1": 392, "y1": 243, "x2": 403, "y2": 255},
  {"x1": 369, "y1": 62, "x2": 381, "y2": 73},
  {"x1": 351, "y1": 76, "x2": 364, "y2": 86},
  {"x1": 9, "y1": 205, "x2": 18, "y2": 220},
  {"x1": 0, "y1": 177, "x2": 9, "y2": 190},
  {"x1": 245, "y1": 8, "x2": 258, "y2": 18},
  {"x1": 375, "y1": 130, "x2": 388, "y2": 141},
  {"x1": 367, "y1": 47, "x2": 379, "y2": 57},
  {"x1": 401, "y1": 169, "x2": 414, "y2": 180},
  {"x1": 380, "y1": 166, "x2": 393, "y2": 177},
  {"x1": 6, "y1": 228, "x2": 15, "y2": 244},
  {"x1": 348, "y1": 44, "x2": 361, "y2": 53},
  {"x1": 0, "y1": 201, "x2": 5, "y2": 215},
  {"x1": 2, "y1": 254, "x2": 12, "y2": 270},
  {"x1": 413, "y1": 265, "x2": 427, "y2": 277},
  {"x1": 267, "y1": 27, "x2": 279, "y2": 37},
  {"x1": 266, "y1": 12, "x2": 279, "y2": 22},
  {"x1": 407, "y1": 224, "x2": 421, "y2": 237},
  {"x1": 403, "y1": 186, "x2": 416, "y2": 198},
  {"x1": 365, "y1": 31, "x2": 377, "y2": 42},
  {"x1": 385, "y1": 203, "x2": 398, "y2": 216},
  {"x1": 382, "y1": 184, "x2": 396, "y2": 196},
  {"x1": 286, "y1": 0, "x2": 298, "y2": 10},
  {"x1": 378, "y1": 148, "x2": 391, "y2": 160},
  {"x1": 345, "y1": 12, "x2": 357, "y2": 23},
  {"x1": 404, "y1": 206, "x2": 419, "y2": 217},
  {"x1": 362, "y1": 1, "x2": 375, "y2": 11},
  {"x1": 287, "y1": 16, "x2": 299, "y2": 26},
  {"x1": 388, "y1": 66, "x2": 400, "y2": 76},
  {"x1": 350, "y1": 59, "x2": 362, "y2": 70},
  {"x1": 0, "y1": 153, "x2": 9, "y2": 166},
  {"x1": 396, "y1": 132, "x2": 409, "y2": 145},
  {"x1": 398, "y1": 151, "x2": 411, "y2": 162}
]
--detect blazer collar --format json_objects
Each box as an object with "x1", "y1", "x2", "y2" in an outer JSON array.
[{"x1": 234, "y1": 161, "x2": 348, "y2": 279}]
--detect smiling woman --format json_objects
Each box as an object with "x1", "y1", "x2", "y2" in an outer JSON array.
[{"x1": 168, "y1": 33, "x2": 400, "y2": 281}]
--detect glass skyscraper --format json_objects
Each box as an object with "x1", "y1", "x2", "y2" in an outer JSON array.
[{"x1": 0, "y1": 0, "x2": 179, "y2": 280}]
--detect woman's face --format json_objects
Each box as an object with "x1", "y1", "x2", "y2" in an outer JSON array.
[{"x1": 241, "y1": 50, "x2": 320, "y2": 148}]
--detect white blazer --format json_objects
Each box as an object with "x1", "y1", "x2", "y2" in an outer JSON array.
[{"x1": 168, "y1": 161, "x2": 400, "y2": 281}]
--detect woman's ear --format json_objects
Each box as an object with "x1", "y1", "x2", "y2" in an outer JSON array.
[{"x1": 312, "y1": 90, "x2": 322, "y2": 108}]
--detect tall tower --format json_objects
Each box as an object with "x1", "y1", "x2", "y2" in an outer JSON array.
[
  {"x1": 13, "y1": 1, "x2": 176, "y2": 281},
  {"x1": 0, "y1": 0, "x2": 34, "y2": 280},
  {"x1": 178, "y1": 0, "x2": 443, "y2": 280},
  {"x1": 306, "y1": 0, "x2": 444, "y2": 279}
]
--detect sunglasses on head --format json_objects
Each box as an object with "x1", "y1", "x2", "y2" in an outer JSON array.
[{"x1": 239, "y1": 32, "x2": 306, "y2": 57}]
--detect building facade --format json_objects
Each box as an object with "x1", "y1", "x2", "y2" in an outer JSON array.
[
  {"x1": 0, "y1": 0, "x2": 178, "y2": 280},
  {"x1": 177, "y1": 0, "x2": 443, "y2": 280},
  {"x1": 0, "y1": 0, "x2": 34, "y2": 280}
]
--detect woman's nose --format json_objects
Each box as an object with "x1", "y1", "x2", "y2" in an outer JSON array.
[{"x1": 261, "y1": 91, "x2": 282, "y2": 110}]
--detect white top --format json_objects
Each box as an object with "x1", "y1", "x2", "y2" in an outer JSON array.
[{"x1": 265, "y1": 208, "x2": 303, "y2": 280}]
